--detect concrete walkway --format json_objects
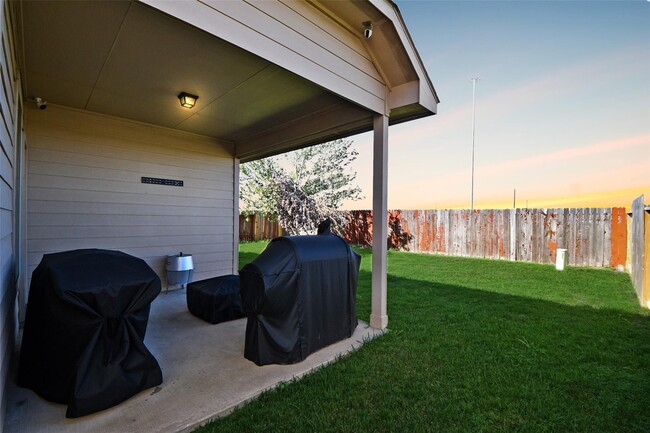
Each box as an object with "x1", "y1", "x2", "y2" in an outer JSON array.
[{"x1": 4, "y1": 290, "x2": 383, "y2": 433}]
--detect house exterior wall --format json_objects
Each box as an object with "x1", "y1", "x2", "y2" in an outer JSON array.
[
  {"x1": 24, "y1": 105, "x2": 237, "y2": 291},
  {"x1": 0, "y1": 1, "x2": 19, "y2": 431}
]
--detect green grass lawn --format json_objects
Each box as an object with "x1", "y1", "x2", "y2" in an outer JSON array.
[{"x1": 197, "y1": 241, "x2": 650, "y2": 433}]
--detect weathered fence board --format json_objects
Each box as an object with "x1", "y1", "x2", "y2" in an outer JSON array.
[
  {"x1": 644, "y1": 211, "x2": 650, "y2": 307},
  {"x1": 239, "y1": 213, "x2": 281, "y2": 241},
  {"x1": 343, "y1": 207, "x2": 627, "y2": 269},
  {"x1": 630, "y1": 195, "x2": 645, "y2": 302},
  {"x1": 602, "y1": 208, "x2": 611, "y2": 268}
]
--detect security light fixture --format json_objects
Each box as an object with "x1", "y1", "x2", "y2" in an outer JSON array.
[
  {"x1": 34, "y1": 97, "x2": 47, "y2": 110},
  {"x1": 178, "y1": 92, "x2": 198, "y2": 109},
  {"x1": 363, "y1": 21, "x2": 373, "y2": 39}
]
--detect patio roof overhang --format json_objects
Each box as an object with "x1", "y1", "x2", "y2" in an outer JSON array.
[
  {"x1": 18, "y1": 0, "x2": 437, "y2": 162},
  {"x1": 17, "y1": 0, "x2": 439, "y2": 330}
]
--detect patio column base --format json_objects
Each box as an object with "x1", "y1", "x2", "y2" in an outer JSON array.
[{"x1": 369, "y1": 314, "x2": 388, "y2": 330}]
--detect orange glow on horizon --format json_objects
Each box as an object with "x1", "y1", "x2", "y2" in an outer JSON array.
[{"x1": 431, "y1": 186, "x2": 649, "y2": 211}]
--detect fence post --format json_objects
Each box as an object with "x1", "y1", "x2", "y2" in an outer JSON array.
[
  {"x1": 630, "y1": 195, "x2": 646, "y2": 305},
  {"x1": 610, "y1": 207, "x2": 627, "y2": 271},
  {"x1": 643, "y1": 211, "x2": 650, "y2": 308}
]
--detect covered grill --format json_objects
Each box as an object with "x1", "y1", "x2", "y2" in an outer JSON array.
[
  {"x1": 17, "y1": 249, "x2": 162, "y2": 418},
  {"x1": 240, "y1": 224, "x2": 361, "y2": 366}
]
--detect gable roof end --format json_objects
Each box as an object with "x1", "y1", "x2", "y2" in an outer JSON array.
[{"x1": 321, "y1": 0, "x2": 438, "y2": 124}]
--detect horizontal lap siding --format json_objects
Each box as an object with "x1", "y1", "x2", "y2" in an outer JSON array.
[
  {"x1": 0, "y1": 0, "x2": 17, "y2": 431},
  {"x1": 26, "y1": 106, "x2": 235, "y2": 290}
]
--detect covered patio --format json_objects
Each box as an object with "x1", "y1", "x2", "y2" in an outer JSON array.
[
  {"x1": 15, "y1": 0, "x2": 437, "y2": 330},
  {"x1": 1, "y1": 0, "x2": 437, "y2": 431},
  {"x1": 4, "y1": 290, "x2": 383, "y2": 433}
]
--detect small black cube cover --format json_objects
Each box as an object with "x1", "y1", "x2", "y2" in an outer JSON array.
[
  {"x1": 240, "y1": 227, "x2": 360, "y2": 366},
  {"x1": 17, "y1": 249, "x2": 162, "y2": 418},
  {"x1": 186, "y1": 275, "x2": 245, "y2": 324}
]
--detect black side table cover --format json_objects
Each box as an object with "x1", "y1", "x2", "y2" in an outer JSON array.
[
  {"x1": 17, "y1": 249, "x2": 163, "y2": 418},
  {"x1": 186, "y1": 275, "x2": 245, "y2": 324}
]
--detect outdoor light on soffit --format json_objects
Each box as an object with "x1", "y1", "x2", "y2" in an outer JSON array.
[
  {"x1": 363, "y1": 21, "x2": 373, "y2": 39},
  {"x1": 178, "y1": 92, "x2": 198, "y2": 109}
]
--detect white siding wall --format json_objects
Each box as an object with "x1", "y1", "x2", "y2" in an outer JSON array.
[
  {"x1": 25, "y1": 105, "x2": 236, "y2": 290},
  {"x1": 0, "y1": 1, "x2": 18, "y2": 431}
]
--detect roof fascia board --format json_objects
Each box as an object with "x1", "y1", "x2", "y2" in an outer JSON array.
[{"x1": 389, "y1": 81, "x2": 418, "y2": 110}]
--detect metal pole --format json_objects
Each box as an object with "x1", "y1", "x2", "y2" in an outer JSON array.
[
  {"x1": 513, "y1": 188, "x2": 516, "y2": 209},
  {"x1": 470, "y1": 78, "x2": 478, "y2": 213}
]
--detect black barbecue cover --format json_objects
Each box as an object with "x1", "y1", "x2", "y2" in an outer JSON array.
[
  {"x1": 240, "y1": 225, "x2": 361, "y2": 366},
  {"x1": 17, "y1": 249, "x2": 163, "y2": 418}
]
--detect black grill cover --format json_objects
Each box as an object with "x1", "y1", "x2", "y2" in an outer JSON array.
[
  {"x1": 240, "y1": 228, "x2": 361, "y2": 366},
  {"x1": 17, "y1": 249, "x2": 163, "y2": 418}
]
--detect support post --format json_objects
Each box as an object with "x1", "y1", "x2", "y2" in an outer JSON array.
[
  {"x1": 232, "y1": 158, "x2": 240, "y2": 274},
  {"x1": 370, "y1": 114, "x2": 388, "y2": 329}
]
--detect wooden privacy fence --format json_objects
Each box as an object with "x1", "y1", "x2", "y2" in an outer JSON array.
[
  {"x1": 343, "y1": 208, "x2": 628, "y2": 268},
  {"x1": 239, "y1": 200, "x2": 647, "y2": 306},
  {"x1": 239, "y1": 213, "x2": 281, "y2": 241}
]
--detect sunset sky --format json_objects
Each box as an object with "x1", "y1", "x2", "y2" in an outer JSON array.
[{"x1": 341, "y1": 0, "x2": 650, "y2": 210}]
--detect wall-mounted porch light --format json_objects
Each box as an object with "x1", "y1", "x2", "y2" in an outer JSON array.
[{"x1": 178, "y1": 92, "x2": 198, "y2": 109}]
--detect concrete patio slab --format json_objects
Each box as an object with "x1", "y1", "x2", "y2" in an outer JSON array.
[{"x1": 4, "y1": 290, "x2": 383, "y2": 433}]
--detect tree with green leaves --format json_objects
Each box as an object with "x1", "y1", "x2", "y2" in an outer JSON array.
[{"x1": 240, "y1": 139, "x2": 362, "y2": 235}]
